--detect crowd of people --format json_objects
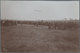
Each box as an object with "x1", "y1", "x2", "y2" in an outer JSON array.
[
  {"x1": 1, "y1": 20, "x2": 17, "y2": 26},
  {"x1": 1, "y1": 20, "x2": 79, "y2": 30}
]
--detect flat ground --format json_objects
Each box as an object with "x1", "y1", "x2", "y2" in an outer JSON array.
[{"x1": 1, "y1": 24, "x2": 79, "y2": 52}]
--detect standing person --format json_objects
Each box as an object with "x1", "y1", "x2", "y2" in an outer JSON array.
[
  {"x1": 21, "y1": 21, "x2": 22, "y2": 26},
  {"x1": 47, "y1": 22, "x2": 52, "y2": 29},
  {"x1": 54, "y1": 21, "x2": 58, "y2": 30}
]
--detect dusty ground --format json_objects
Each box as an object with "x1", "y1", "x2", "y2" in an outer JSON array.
[{"x1": 1, "y1": 24, "x2": 79, "y2": 52}]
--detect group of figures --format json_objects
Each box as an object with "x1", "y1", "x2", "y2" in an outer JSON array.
[
  {"x1": 32, "y1": 21, "x2": 79, "y2": 30},
  {"x1": 1, "y1": 20, "x2": 79, "y2": 30},
  {"x1": 46, "y1": 21, "x2": 79, "y2": 30},
  {"x1": 1, "y1": 20, "x2": 17, "y2": 26}
]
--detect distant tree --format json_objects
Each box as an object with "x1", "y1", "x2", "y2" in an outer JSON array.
[
  {"x1": 64, "y1": 18, "x2": 67, "y2": 20},
  {"x1": 69, "y1": 18, "x2": 73, "y2": 20},
  {"x1": 41, "y1": 20, "x2": 43, "y2": 22}
]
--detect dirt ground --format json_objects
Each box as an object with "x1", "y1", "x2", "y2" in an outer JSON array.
[{"x1": 1, "y1": 24, "x2": 79, "y2": 52}]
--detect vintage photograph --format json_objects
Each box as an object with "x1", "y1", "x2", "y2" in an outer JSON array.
[{"x1": 1, "y1": 1, "x2": 79, "y2": 52}]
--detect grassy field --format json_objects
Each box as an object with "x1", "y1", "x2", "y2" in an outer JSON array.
[{"x1": 1, "y1": 24, "x2": 79, "y2": 52}]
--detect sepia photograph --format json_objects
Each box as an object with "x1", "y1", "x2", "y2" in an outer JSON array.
[{"x1": 1, "y1": 0, "x2": 79, "y2": 52}]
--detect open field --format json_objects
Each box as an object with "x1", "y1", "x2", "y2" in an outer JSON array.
[{"x1": 1, "y1": 24, "x2": 79, "y2": 52}]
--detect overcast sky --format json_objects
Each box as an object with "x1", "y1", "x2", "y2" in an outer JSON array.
[{"x1": 1, "y1": 1, "x2": 79, "y2": 20}]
